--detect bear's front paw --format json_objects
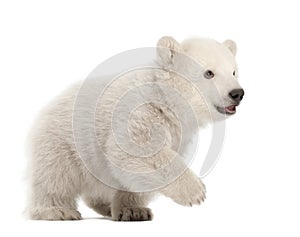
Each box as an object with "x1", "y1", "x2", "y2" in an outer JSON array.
[
  {"x1": 178, "y1": 178, "x2": 206, "y2": 206},
  {"x1": 113, "y1": 207, "x2": 153, "y2": 221},
  {"x1": 164, "y1": 177, "x2": 206, "y2": 207}
]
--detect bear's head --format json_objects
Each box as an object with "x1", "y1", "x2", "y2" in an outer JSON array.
[{"x1": 156, "y1": 36, "x2": 244, "y2": 122}]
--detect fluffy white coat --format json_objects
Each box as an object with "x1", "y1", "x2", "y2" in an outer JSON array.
[{"x1": 27, "y1": 36, "x2": 243, "y2": 221}]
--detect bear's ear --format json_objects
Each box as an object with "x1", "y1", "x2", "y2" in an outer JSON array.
[
  {"x1": 156, "y1": 36, "x2": 182, "y2": 67},
  {"x1": 223, "y1": 39, "x2": 237, "y2": 56}
]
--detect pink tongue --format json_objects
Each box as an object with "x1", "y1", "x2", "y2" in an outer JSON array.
[{"x1": 226, "y1": 105, "x2": 236, "y2": 113}]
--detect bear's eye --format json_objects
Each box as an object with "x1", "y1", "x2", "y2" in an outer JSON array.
[
  {"x1": 204, "y1": 70, "x2": 214, "y2": 79},
  {"x1": 233, "y1": 70, "x2": 236, "y2": 76}
]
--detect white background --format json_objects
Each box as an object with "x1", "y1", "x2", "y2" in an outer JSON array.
[{"x1": 1, "y1": 0, "x2": 299, "y2": 236}]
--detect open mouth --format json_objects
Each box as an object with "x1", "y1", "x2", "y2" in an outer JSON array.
[{"x1": 216, "y1": 105, "x2": 237, "y2": 115}]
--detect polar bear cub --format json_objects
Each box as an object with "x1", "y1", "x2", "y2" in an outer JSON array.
[{"x1": 27, "y1": 36, "x2": 244, "y2": 221}]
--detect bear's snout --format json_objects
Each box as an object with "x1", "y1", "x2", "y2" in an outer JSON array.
[{"x1": 229, "y1": 88, "x2": 244, "y2": 103}]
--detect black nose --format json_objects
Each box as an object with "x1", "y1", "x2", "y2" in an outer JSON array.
[{"x1": 229, "y1": 88, "x2": 244, "y2": 103}]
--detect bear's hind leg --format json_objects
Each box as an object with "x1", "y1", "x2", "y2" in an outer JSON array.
[
  {"x1": 27, "y1": 155, "x2": 83, "y2": 221},
  {"x1": 29, "y1": 194, "x2": 82, "y2": 220}
]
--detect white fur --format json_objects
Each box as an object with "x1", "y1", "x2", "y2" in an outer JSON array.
[{"x1": 26, "y1": 36, "x2": 242, "y2": 221}]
